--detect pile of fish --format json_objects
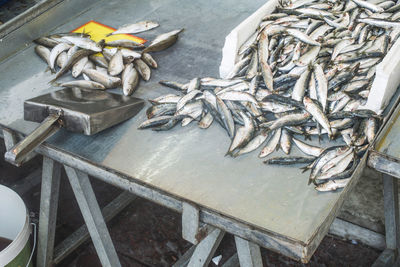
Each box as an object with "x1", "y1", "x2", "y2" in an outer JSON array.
[
  {"x1": 139, "y1": 0, "x2": 400, "y2": 192},
  {"x1": 34, "y1": 20, "x2": 183, "y2": 96}
]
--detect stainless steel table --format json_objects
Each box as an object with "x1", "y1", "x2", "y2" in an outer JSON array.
[{"x1": 0, "y1": 0, "x2": 371, "y2": 266}]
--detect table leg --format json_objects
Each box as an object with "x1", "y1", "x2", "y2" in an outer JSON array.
[
  {"x1": 221, "y1": 253, "x2": 239, "y2": 267},
  {"x1": 53, "y1": 191, "x2": 136, "y2": 264},
  {"x1": 64, "y1": 166, "x2": 121, "y2": 267},
  {"x1": 187, "y1": 228, "x2": 225, "y2": 267},
  {"x1": 373, "y1": 174, "x2": 400, "y2": 267},
  {"x1": 234, "y1": 236, "x2": 263, "y2": 267},
  {"x1": 37, "y1": 157, "x2": 61, "y2": 267}
]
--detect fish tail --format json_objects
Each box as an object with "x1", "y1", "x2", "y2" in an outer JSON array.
[{"x1": 300, "y1": 166, "x2": 309, "y2": 173}]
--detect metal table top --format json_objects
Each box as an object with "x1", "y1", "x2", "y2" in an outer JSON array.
[
  {"x1": 0, "y1": 0, "x2": 364, "y2": 261},
  {"x1": 375, "y1": 110, "x2": 400, "y2": 158}
]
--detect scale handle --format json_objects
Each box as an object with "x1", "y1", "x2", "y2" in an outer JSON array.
[{"x1": 5, "y1": 113, "x2": 62, "y2": 167}]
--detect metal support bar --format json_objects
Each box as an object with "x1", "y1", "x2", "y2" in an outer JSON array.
[
  {"x1": 234, "y1": 237, "x2": 263, "y2": 267},
  {"x1": 329, "y1": 218, "x2": 385, "y2": 250},
  {"x1": 187, "y1": 228, "x2": 225, "y2": 267},
  {"x1": 2, "y1": 128, "x2": 37, "y2": 164},
  {"x1": 53, "y1": 191, "x2": 136, "y2": 264},
  {"x1": 372, "y1": 174, "x2": 400, "y2": 267},
  {"x1": 182, "y1": 202, "x2": 200, "y2": 244},
  {"x1": 372, "y1": 249, "x2": 396, "y2": 267},
  {"x1": 64, "y1": 166, "x2": 121, "y2": 267},
  {"x1": 383, "y1": 174, "x2": 400, "y2": 250},
  {"x1": 172, "y1": 246, "x2": 196, "y2": 267},
  {"x1": 37, "y1": 157, "x2": 61, "y2": 267},
  {"x1": 2, "y1": 128, "x2": 17, "y2": 151}
]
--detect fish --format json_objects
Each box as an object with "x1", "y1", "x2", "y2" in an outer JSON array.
[
  {"x1": 82, "y1": 69, "x2": 121, "y2": 88},
  {"x1": 134, "y1": 59, "x2": 151, "y2": 81},
  {"x1": 146, "y1": 103, "x2": 176, "y2": 119},
  {"x1": 280, "y1": 129, "x2": 292, "y2": 154},
  {"x1": 56, "y1": 52, "x2": 68, "y2": 68},
  {"x1": 233, "y1": 130, "x2": 270, "y2": 157},
  {"x1": 34, "y1": 36, "x2": 60, "y2": 48},
  {"x1": 107, "y1": 20, "x2": 159, "y2": 36},
  {"x1": 35, "y1": 45, "x2": 51, "y2": 67},
  {"x1": 227, "y1": 111, "x2": 255, "y2": 155},
  {"x1": 198, "y1": 112, "x2": 214, "y2": 129},
  {"x1": 61, "y1": 36, "x2": 104, "y2": 52},
  {"x1": 258, "y1": 31, "x2": 274, "y2": 91},
  {"x1": 315, "y1": 178, "x2": 351, "y2": 192},
  {"x1": 71, "y1": 56, "x2": 88, "y2": 78},
  {"x1": 58, "y1": 80, "x2": 106, "y2": 90},
  {"x1": 49, "y1": 43, "x2": 72, "y2": 72},
  {"x1": 50, "y1": 49, "x2": 95, "y2": 83},
  {"x1": 216, "y1": 96, "x2": 235, "y2": 138},
  {"x1": 108, "y1": 49, "x2": 124, "y2": 76},
  {"x1": 143, "y1": 29, "x2": 184, "y2": 53},
  {"x1": 264, "y1": 156, "x2": 315, "y2": 165},
  {"x1": 122, "y1": 67, "x2": 140, "y2": 96},
  {"x1": 292, "y1": 138, "x2": 323, "y2": 156},
  {"x1": 89, "y1": 55, "x2": 109, "y2": 68},
  {"x1": 303, "y1": 97, "x2": 332, "y2": 137},
  {"x1": 141, "y1": 53, "x2": 158, "y2": 69},
  {"x1": 138, "y1": 115, "x2": 174, "y2": 129},
  {"x1": 259, "y1": 129, "x2": 282, "y2": 158},
  {"x1": 105, "y1": 39, "x2": 145, "y2": 49}
]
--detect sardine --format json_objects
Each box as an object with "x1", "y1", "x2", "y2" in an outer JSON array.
[
  {"x1": 108, "y1": 20, "x2": 159, "y2": 36},
  {"x1": 143, "y1": 29, "x2": 184, "y2": 53}
]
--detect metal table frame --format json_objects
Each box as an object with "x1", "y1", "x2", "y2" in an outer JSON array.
[{"x1": 2, "y1": 127, "x2": 270, "y2": 266}]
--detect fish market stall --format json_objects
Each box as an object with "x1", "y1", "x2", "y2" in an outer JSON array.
[{"x1": 0, "y1": 0, "x2": 399, "y2": 265}]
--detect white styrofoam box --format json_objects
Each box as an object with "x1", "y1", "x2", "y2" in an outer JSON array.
[
  {"x1": 219, "y1": 0, "x2": 279, "y2": 78},
  {"x1": 219, "y1": 1, "x2": 400, "y2": 114},
  {"x1": 363, "y1": 39, "x2": 400, "y2": 114}
]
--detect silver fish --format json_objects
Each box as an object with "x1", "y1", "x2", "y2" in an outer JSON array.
[
  {"x1": 59, "y1": 80, "x2": 106, "y2": 90},
  {"x1": 35, "y1": 45, "x2": 51, "y2": 67},
  {"x1": 122, "y1": 67, "x2": 139, "y2": 96},
  {"x1": 82, "y1": 69, "x2": 121, "y2": 88},
  {"x1": 315, "y1": 178, "x2": 351, "y2": 192},
  {"x1": 141, "y1": 53, "x2": 158, "y2": 69},
  {"x1": 259, "y1": 128, "x2": 281, "y2": 158},
  {"x1": 143, "y1": 29, "x2": 184, "y2": 53},
  {"x1": 49, "y1": 43, "x2": 71, "y2": 72},
  {"x1": 108, "y1": 49, "x2": 124, "y2": 76},
  {"x1": 108, "y1": 20, "x2": 159, "y2": 36},
  {"x1": 134, "y1": 59, "x2": 151, "y2": 81}
]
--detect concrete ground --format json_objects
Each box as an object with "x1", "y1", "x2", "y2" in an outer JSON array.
[{"x1": 0, "y1": 140, "x2": 383, "y2": 266}]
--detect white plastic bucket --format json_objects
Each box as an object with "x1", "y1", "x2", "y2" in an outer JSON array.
[{"x1": 0, "y1": 185, "x2": 33, "y2": 267}]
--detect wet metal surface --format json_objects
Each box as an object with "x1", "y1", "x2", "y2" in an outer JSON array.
[{"x1": 0, "y1": 0, "x2": 366, "y2": 255}]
